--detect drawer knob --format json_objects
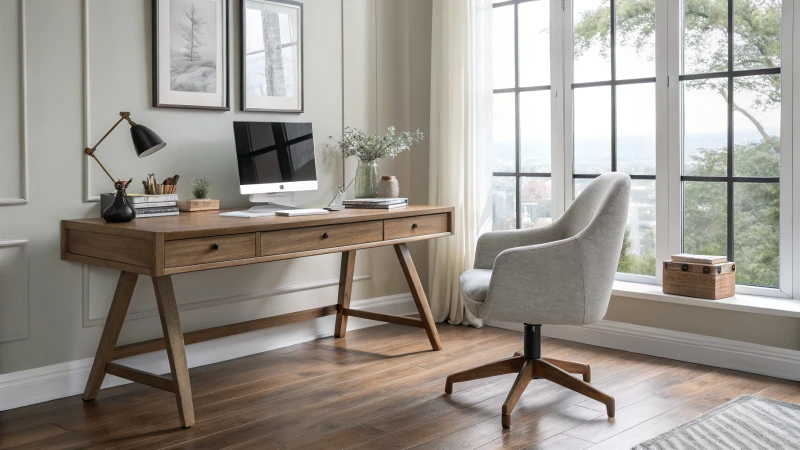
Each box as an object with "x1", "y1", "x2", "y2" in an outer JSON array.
[
  {"x1": 322, "y1": 232, "x2": 329, "y2": 239},
  {"x1": 211, "y1": 243, "x2": 219, "y2": 250},
  {"x1": 412, "y1": 223, "x2": 419, "y2": 229}
]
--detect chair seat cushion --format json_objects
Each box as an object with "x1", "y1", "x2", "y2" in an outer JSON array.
[{"x1": 460, "y1": 269, "x2": 493, "y2": 316}]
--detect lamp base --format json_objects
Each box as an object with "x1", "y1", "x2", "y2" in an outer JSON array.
[{"x1": 102, "y1": 187, "x2": 136, "y2": 223}]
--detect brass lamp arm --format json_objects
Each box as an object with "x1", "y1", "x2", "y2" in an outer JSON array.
[{"x1": 84, "y1": 112, "x2": 136, "y2": 184}]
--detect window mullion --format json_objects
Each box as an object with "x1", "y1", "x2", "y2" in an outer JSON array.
[
  {"x1": 563, "y1": 0, "x2": 575, "y2": 210},
  {"x1": 551, "y1": 0, "x2": 566, "y2": 220}
]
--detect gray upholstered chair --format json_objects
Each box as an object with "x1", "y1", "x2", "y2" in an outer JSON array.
[{"x1": 445, "y1": 172, "x2": 631, "y2": 427}]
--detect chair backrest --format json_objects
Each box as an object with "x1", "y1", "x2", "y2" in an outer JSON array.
[{"x1": 557, "y1": 172, "x2": 631, "y2": 322}]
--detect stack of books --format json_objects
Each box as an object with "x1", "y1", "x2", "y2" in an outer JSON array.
[
  {"x1": 343, "y1": 198, "x2": 408, "y2": 209},
  {"x1": 100, "y1": 193, "x2": 180, "y2": 218}
]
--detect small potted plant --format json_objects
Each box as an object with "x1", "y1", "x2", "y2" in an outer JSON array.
[
  {"x1": 192, "y1": 177, "x2": 211, "y2": 199},
  {"x1": 177, "y1": 177, "x2": 220, "y2": 212},
  {"x1": 330, "y1": 126, "x2": 424, "y2": 198}
]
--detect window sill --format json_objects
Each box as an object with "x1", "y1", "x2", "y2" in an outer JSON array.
[{"x1": 612, "y1": 281, "x2": 800, "y2": 318}]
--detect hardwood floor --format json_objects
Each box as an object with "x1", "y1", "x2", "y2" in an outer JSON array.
[{"x1": 1, "y1": 323, "x2": 797, "y2": 449}]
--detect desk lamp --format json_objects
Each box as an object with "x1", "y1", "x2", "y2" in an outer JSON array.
[{"x1": 85, "y1": 112, "x2": 166, "y2": 222}]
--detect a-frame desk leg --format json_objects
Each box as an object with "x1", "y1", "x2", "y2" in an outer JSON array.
[
  {"x1": 82, "y1": 272, "x2": 195, "y2": 428},
  {"x1": 334, "y1": 250, "x2": 357, "y2": 338},
  {"x1": 394, "y1": 243, "x2": 443, "y2": 350},
  {"x1": 83, "y1": 271, "x2": 138, "y2": 401},
  {"x1": 152, "y1": 276, "x2": 195, "y2": 428}
]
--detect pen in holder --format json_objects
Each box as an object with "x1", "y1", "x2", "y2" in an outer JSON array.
[{"x1": 143, "y1": 174, "x2": 179, "y2": 195}]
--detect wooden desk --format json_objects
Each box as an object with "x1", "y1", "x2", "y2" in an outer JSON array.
[{"x1": 61, "y1": 205, "x2": 454, "y2": 428}]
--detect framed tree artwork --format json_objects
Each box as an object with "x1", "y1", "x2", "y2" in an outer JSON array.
[
  {"x1": 240, "y1": 0, "x2": 304, "y2": 113},
  {"x1": 152, "y1": 0, "x2": 230, "y2": 110}
]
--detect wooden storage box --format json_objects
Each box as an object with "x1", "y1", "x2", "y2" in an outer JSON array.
[
  {"x1": 177, "y1": 199, "x2": 220, "y2": 212},
  {"x1": 663, "y1": 261, "x2": 736, "y2": 300}
]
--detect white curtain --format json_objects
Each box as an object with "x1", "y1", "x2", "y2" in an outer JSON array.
[{"x1": 428, "y1": 0, "x2": 493, "y2": 327}]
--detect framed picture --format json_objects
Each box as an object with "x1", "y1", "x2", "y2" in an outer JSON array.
[
  {"x1": 240, "y1": 0, "x2": 303, "y2": 113},
  {"x1": 152, "y1": 0, "x2": 230, "y2": 110}
]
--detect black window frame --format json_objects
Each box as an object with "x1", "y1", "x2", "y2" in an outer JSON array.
[
  {"x1": 679, "y1": 0, "x2": 781, "y2": 267},
  {"x1": 571, "y1": 0, "x2": 657, "y2": 185},
  {"x1": 492, "y1": 0, "x2": 553, "y2": 230}
]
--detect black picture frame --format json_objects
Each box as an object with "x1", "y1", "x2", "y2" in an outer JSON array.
[
  {"x1": 152, "y1": 0, "x2": 231, "y2": 110},
  {"x1": 240, "y1": 0, "x2": 304, "y2": 113}
]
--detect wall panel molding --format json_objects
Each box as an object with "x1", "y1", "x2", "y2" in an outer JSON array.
[
  {"x1": 0, "y1": 240, "x2": 29, "y2": 343},
  {"x1": 0, "y1": 0, "x2": 29, "y2": 206},
  {"x1": 82, "y1": 263, "x2": 371, "y2": 327},
  {"x1": 82, "y1": 0, "x2": 99, "y2": 202}
]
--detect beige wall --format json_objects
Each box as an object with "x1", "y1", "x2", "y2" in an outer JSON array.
[
  {"x1": 604, "y1": 295, "x2": 800, "y2": 351},
  {"x1": 0, "y1": 0, "x2": 432, "y2": 375}
]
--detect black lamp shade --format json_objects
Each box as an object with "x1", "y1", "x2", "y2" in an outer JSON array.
[{"x1": 130, "y1": 124, "x2": 166, "y2": 157}]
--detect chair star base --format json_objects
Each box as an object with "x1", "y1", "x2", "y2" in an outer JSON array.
[{"x1": 444, "y1": 324, "x2": 615, "y2": 428}]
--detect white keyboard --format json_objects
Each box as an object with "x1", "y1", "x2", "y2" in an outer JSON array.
[
  {"x1": 220, "y1": 207, "x2": 330, "y2": 218},
  {"x1": 275, "y1": 208, "x2": 329, "y2": 217}
]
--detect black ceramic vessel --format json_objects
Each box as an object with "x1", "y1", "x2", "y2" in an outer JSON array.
[{"x1": 102, "y1": 184, "x2": 136, "y2": 223}]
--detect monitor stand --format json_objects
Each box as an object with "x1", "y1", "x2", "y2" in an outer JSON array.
[{"x1": 247, "y1": 193, "x2": 298, "y2": 214}]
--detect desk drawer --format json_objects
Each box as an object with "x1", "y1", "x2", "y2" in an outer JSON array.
[
  {"x1": 165, "y1": 234, "x2": 256, "y2": 268},
  {"x1": 260, "y1": 221, "x2": 384, "y2": 256},
  {"x1": 384, "y1": 214, "x2": 449, "y2": 240}
]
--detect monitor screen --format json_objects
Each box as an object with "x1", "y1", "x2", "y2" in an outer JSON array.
[{"x1": 232, "y1": 122, "x2": 317, "y2": 187}]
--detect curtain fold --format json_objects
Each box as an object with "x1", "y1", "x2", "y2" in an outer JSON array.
[{"x1": 428, "y1": 0, "x2": 493, "y2": 327}]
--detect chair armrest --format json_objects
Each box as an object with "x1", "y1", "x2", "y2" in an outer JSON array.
[
  {"x1": 478, "y1": 238, "x2": 587, "y2": 325},
  {"x1": 473, "y1": 226, "x2": 562, "y2": 270}
]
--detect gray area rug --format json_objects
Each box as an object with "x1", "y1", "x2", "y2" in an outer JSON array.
[{"x1": 632, "y1": 395, "x2": 800, "y2": 450}]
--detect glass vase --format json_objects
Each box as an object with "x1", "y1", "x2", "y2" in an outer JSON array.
[{"x1": 355, "y1": 160, "x2": 379, "y2": 198}]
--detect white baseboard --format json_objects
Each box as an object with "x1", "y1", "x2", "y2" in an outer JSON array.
[
  {"x1": 0, "y1": 293, "x2": 416, "y2": 411},
  {"x1": 486, "y1": 319, "x2": 800, "y2": 382}
]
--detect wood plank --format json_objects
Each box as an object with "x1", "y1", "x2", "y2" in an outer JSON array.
[
  {"x1": 104, "y1": 363, "x2": 175, "y2": 393},
  {"x1": 0, "y1": 424, "x2": 68, "y2": 449},
  {"x1": 585, "y1": 372, "x2": 778, "y2": 450},
  {"x1": 563, "y1": 369, "x2": 741, "y2": 443},
  {"x1": 222, "y1": 436, "x2": 284, "y2": 450},
  {"x1": 83, "y1": 272, "x2": 139, "y2": 401},
  {"x1": 110, "y1": 305, "x2": 339, "y2": 361},
  {"x1": 342, "y1": 308, "x2": 425, "y2": 329},
  {"x1": 334, "y1": 251, "x2": 356, "y2": 338},
  {"x1": 428, "y1": 405, "x2": 598, "y2": 450},
  {"x1": 299, "y1": 424, "x2": 385, "y2": 450},
  {"x1": 525, "y1": 434, "x2": 594, "y2": 450}
]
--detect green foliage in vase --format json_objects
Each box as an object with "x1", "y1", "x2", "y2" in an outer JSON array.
[
  {"x1": 330, "y1": 126, "x2": 424, "y2": 163},
  {"x1": 191, "y1": 177, "x2": 211, "y2": 199},
  {"x1": 574, "y1": 0, "x2": 781, "y2": 285}
]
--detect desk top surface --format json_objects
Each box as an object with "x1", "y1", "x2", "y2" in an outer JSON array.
[{"x1": 63, "y1": 205, "x2": 454, "y2": 240}]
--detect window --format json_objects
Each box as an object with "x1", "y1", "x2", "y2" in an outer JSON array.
[
  {"x1": 489, "y1": 0, "x2": 793, "y2": 294},
  {"x1": 571, "y1": 0, "x2": 657, "y2": 276},
  {"x1": 680, "y1": 0, "x2": 782, "y2": 288},
  {"x1": 492, "y1": 0, "x2": 554, "y2": 231}
]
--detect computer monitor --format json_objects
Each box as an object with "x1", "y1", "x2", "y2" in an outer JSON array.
[{"x1": 232, "y1": 121, "x2": 318, "y2": 196}]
